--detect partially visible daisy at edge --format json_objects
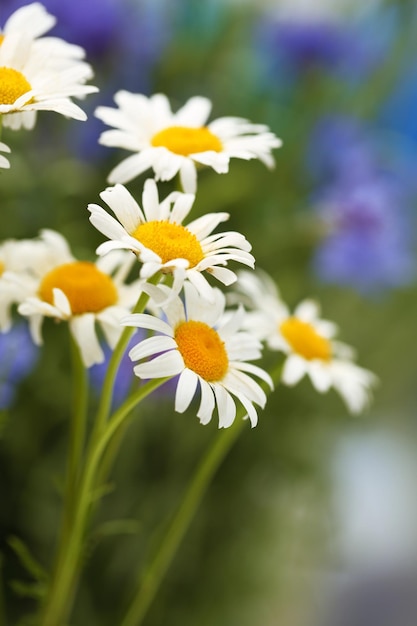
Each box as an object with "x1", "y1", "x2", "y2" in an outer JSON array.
[
  {"x1": 122, "y1": 282, "x2": 273, "y2": 428},
  {"x1": 0, "y1": 229, "x2": 74, "y2": 331},
  {"x1": 0, "y1": 8, "x2": 98, "y2": 131},
  {"x1": 88, "y1": 178, "x2": 255, "y2": 302},
  {"x1": 16, "y1": 230, "x2": 140, "y2": 367},
  {"x1": 233, "y1": 270, "x2": 377, "y2": 414},
  {"x1": 0, "y1": 141, "x2": 11, "y2": 168},
  {"x1": 95, "y1": 92, "x2": 282, "y2": 193}
]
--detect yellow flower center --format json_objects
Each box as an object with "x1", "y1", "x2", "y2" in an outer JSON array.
[
  {"x1": 280, "y1": 317, "x2": 332, "y2": 361},
  {"x1": 132, "y1": 220, "x2": 204, "y2": 268},
  {"x1": 151, "y1": 126, "x2": 223, "y2": 156},
  {"x1": 38, "y1": 261, "x2": 118, "y2": 315},
  {"x1": 0, "y1": 34, "x2": 4, "y2": 45},
  {"x1": 0, "y1": 67, "x2": 32, "y2": 105},
  {"x1": 0, "y1": 260, "x2": 4, "y2": 276},
  {"x1": 175, "y1": 320, "x2": 229, "y2": 381}
]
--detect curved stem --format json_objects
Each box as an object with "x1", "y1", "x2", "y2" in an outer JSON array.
[
  {"x1": 120, "y1": 365, "x2": 282, "y2": 626},
  {"x1": 40, "y1": 377, "x2": 169, "y2": 626},
  {"x1": 92, "y1": 272, "x2": 163, "y2": 442}
]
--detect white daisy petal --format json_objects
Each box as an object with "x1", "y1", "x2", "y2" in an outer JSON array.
[
  {"x1": 122, "y1": 313, "x2": 174, "y2": 337},
  {"x1": 282, "y1": 354, "x2": 307, "y2": 386},
  {"x1": 175, "y1": 369, "x2": 199, "y2": 413},
  {"x1": 133, "y1": 350, "x2": 184, "y2": 379},
  {"x1": 69, "y1": 314, "x2": 104, "y2": 368},
  {"x1": 213, "y1": 384, "x2": 236, "y2": 429},
  {"x1": 129, "y1": 335, "x2": 177, "y2": 362},
  {"x1": 197, "y1": 378, "x2": 216, "y2": 425}
]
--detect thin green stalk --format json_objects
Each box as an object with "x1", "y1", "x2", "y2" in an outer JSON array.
[
  {"x1": 92, "y1": 272, "x2": 163, "y2": 442},
  {"x1": 120, "y1": 417, "x2": 245, "y2": 626},
  {"x1": 36, "y1": 334, "x2": 88, "y2": 626},
  {"x1": 120, "y1": 365, "x2": 282, "y2": 626},
  {"x1": 39, "y1": 377, "x2": 169, "y2": 626},
  {"x1": 67, "y1": 334, "x2": 89, "y2": 512}
]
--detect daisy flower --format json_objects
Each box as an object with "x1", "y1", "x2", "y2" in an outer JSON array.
[
  {"x1": 95, "y1": 92, "x2": 282, "y2": 193},
  {"x1": 0, "y1": 4, "x2": 97, "y2": 131},
  {"x1": 122, "y1": 282, "x2": 272, "y2": 428},
  {"x1": 234, "y1": 270, "x2": 377, "y2": 414},
  {"x1": 16, "y1": 230, "x2": 140, "y2": 368},
  {"x1": 0, "y1": 141, "x2": 11, "y2": 168},
  {"x1": 88, "y1": 178, "x2": 255, "y2": 302},
  {"x1": 0, "y1": 229, "x2": 72, "y2": 331}
]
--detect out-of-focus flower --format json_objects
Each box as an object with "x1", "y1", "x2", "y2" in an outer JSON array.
[
  {"x1": 0, "y1": 2, "x2": 98, "y2": 131},
  {"x1": 234, "y1": 270, "x2": 377, "y2": 414},
  {"x1": 255, "y1": 0, "x2": 385, "y2": 80},
  {"x1": 122, "y1": 282, "x2": 272, "y2": 428},
  {"x1": 0, "y1": 322, "x2": 39, "y2": 409},
  {"x1": 0, "y1": 142, "x2": 11, "y2": 168},
  {"x1": 0, "y1": 230, "x2": 74, "y2": 331},
  {"x1": 88, "y1": 178, "x2": 254, "y2": 302},
  {"x1": 306, "y1": 115, "x2": 377, "y2": 185},
  {"x1": 95, "y1": 92, "x2": 282, "y2": 193},
  {"x1": 16, "y1": 231, "x2": 140, "y2": 368},
  {"x1": 312, "y1": 177, "x2": 416, "y2": 293}
]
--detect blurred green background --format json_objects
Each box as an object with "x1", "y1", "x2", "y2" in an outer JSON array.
[{"x1": 1, "y1": 0, "x2": 417, "y2": 625}]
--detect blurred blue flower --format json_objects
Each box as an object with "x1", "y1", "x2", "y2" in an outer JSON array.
[
  {"x1": 0, "y1": 323, "x2": 40, "y2": 410},
  {"x1": 312, "y1": 176, "x2": 416, "y2": 294},
  {"x1": 307, "y1": 115, "x2": 378, "y2": 185}
]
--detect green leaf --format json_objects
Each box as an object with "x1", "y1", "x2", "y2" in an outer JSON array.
[
  {"x1": 10, "y1": 579, "x2": 47, "y2": 600},
  {"x1": 7, "y1": 536, "x2": 48, "y2": 583}
]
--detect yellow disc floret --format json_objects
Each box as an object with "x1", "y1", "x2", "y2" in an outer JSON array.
[
  {"x1": 132, "y1": 220, "x2": 204, "y2": 268},
  {"x1": 38, "y1": 261, "x2": 118, "y2": 315},
  {"x1": 280, "y1": 317, "x2": 332, "y2": 361},
  {"x1": 0, "y1": 67, "x2": 32, "y2": 105},
  {"x1": 151, "y1": 126, "x2": 223, "y2": 156},
  {"x1": 175, "y1": 320, "x2": 229, "y2": 381},
  {"x1": 0, "y1": 260, "x2": 5, "y2": 276}
]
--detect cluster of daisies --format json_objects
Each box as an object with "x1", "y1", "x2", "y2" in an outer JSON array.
[{"x1": 0, "y1": 3, "x2": 377, "y2": 427}]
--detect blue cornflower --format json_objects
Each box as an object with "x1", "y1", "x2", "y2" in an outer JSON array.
[
  {"x1": 312, "y1": 176, "x2": 416, "y2": 294},
  {"x1": 0, "y1": 323, "x2": 39, "y2": 410}
]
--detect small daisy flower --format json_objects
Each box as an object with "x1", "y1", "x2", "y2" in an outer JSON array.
[
  {"x1": 0, "y1": 229, "x2": 71, "y2": 331},
  {"x1": 0, "y1": 4, "x2": 98, "y2": 131},
  {"x1": 95, "y1": 92, "x2": 282, "y2": 193},
  {"x1": 88, "y1": 178, "x2": 255, "y2": 302},
  {"x1": 17, "y1": 231, "x2": 139, "y2": 368},
  {"x1": 0, "y1": 141, "x2": 11, "y2": 168},
  {"x1": 122, "y1": 282, "x2": 273, "y2": 428},
  {"x1": 234, "y1": 270, "x2": 377, "y2": 414}
]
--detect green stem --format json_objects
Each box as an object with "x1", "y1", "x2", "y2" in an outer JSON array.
[
  {"x1": 120, "y1": 365, "x2": 282, "y2": 626},
  {"x1": 67, "y1": 334, "x2": 88, "y2": 513},
  {"x1": 120, "y1": 418, "x2": 245, "y2": 626},
  {"x1": 39, "y1": 377, "x2": 169, "y2": 626},
  {"x1": 91, "y1": 272, "x2": 163, "y2": 442}
]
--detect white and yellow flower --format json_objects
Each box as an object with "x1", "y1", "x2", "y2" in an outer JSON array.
[
  {"x1": 122, "y1": 282, "x2": 272, "y2": 428},
  {"x1": 16, "y1": 231, "x2": 139, "y2": 367},
  {"x1": 0, "y1": 3, "x2": 97, "y2": 130},
  {"x1": 95, "y1": 92, "x2": 282, "y2": 193},
  {"x1": 0, "y1": 141, "x2": 11, "y2": 168},
  {"x1": 234, "y1": 270, "x2": 377, "y2": 414},
  {"x1": 88, "y1": 178, "x2": 254, "y2": 302},
  {"x1": 0, "y1": 229, "x2": 71, "y2": 330}
]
